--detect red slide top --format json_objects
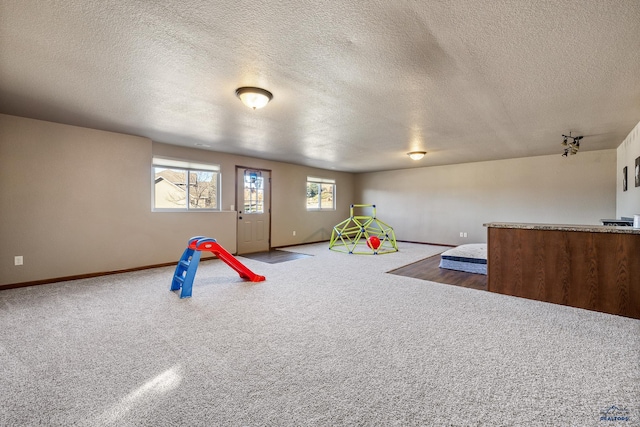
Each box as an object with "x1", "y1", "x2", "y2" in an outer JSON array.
[{"x1": 195, "y1": 238, "x2": 265, "y2": 282}]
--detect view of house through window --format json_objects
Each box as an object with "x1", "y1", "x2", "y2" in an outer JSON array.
[
  {"x1": 306, "y1": 177, "x2": 335, "y2": 210},
  {"x1": 152, "y1": 157, "x2": 220, "y2": 210}
]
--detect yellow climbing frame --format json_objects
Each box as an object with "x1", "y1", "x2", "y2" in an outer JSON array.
[{"x1": 329, "y1": 204, "x2": 398, "y2": 254}]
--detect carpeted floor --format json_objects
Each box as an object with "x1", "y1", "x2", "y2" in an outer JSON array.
[{"x1": 1, "y1": 242, "x2": 638, "y2": 426}]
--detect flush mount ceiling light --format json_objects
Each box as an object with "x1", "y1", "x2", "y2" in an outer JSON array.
[
  {"x1": 235, "y1": 87, "x2": 273, "y2": 110},
  {"x1": 560, "y1": 131, "x2": 583, "y2": 157},
  {"x1": 407, "y1": 151, "x2": 427, "y2": 160}
]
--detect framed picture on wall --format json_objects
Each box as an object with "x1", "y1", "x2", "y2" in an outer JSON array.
[
  {"x1": 635, "y1": 156, "x2": 639, "y2": 187},
  {"x1": 623, "y1": 167, "x2": 627, "y2": 191}
]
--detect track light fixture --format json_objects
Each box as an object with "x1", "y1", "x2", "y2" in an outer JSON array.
[{"x1": 561, "y1": 132, "x2": 583, "y2": 157}]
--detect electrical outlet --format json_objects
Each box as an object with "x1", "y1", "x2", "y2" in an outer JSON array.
[
  {"x1": 463, "y1": 232, "x2": 468, "y2": 238},
  {"x1": 459, "y1": 232, "x2": 464, "y2": 237},
  {"x1": 14, "y1": 256, "x2": 23, "y2": 266},
  {"x1": 293, "y1": 231, "x2": 296, "y2": 236}
]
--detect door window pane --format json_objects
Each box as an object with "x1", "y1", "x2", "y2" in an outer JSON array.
[{"x1": 243, "y1": 171, "x2": 264, "y2": 213}]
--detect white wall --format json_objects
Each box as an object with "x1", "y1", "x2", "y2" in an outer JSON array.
[
  {"x1": 355, "y1": 150, "x2": 617, "y2": 246},
  {"x1": 616, "y1": 120, "x2": 640, "y2": 218}
]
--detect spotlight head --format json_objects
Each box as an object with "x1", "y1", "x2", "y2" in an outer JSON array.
[{"x1": 561, "y1": 132, "x2": 583, "y2": 156}]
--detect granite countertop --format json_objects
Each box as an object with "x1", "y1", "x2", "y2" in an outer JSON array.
[{"x1": 483, "y1": 222, "x2": 640, "y2": 235}]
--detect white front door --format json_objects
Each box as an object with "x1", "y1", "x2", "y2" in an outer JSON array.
[{"x1": 236, "y1": 167, "x2": 271, "y2": 254}]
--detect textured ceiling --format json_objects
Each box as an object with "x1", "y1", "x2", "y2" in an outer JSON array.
[{"x1": 1, "y1": 0, "x2": 639, "y2": 172}]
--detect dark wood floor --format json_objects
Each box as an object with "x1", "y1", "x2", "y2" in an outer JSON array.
[
  {"x1": 388, "y1": 254, "x2": 487, "y2": 291},
  {"x1": 239, "y1": 250, "x2": 312, "y2": 264}
]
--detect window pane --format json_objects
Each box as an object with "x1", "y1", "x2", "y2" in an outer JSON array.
[
  {"x1": 243, "y1": 171, "x2": 264, "y2": 213},
  {"x1": 154, "y1": 167, "x2": 187, "y2": 208},
  {"x1": 320, "y1": 183, "x2": 334, "y2": 209},
  {"x1": 306, "y1": 182, "x2": 319, "y2": 209},
  {"x1": 189, "y1": 171, "x2": 218, "y2": 209}
]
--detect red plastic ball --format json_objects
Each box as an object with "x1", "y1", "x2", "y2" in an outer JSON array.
[{"x1": 366, "y1": 236, "x2": 381, "y2": 250}]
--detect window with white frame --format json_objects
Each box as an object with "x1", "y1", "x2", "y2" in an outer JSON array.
[
  {"x1": 306, "y1": 176, "x2": 336, "y2": 210},
  {"x1": 152, "y1": 157, "x2": 220, "y2": 211}
]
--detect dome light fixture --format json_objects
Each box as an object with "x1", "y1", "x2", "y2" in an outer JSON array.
[
  {"x1": 235, "y1": 87, "x2": 273, "y2": 110},
  {"x1": 407, "y1": 151, "x2": 427, "y2": 160}
]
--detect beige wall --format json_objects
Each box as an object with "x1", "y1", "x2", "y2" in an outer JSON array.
[
  {"x1": 616, "y1": 120, "x2": 640, "y2": 218},
  {"x1": 0, "y1": 112, "x2": 623, "y2": 285},
  {"x1": 151, "y1": 142, "x2": 355, "y2": 248},
  {"x1": 354, "y1": 150, "x2": 617, "y2": 246},
  {"x1": 0, "y1": 115, "x2": 354, "y2": 286}
]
